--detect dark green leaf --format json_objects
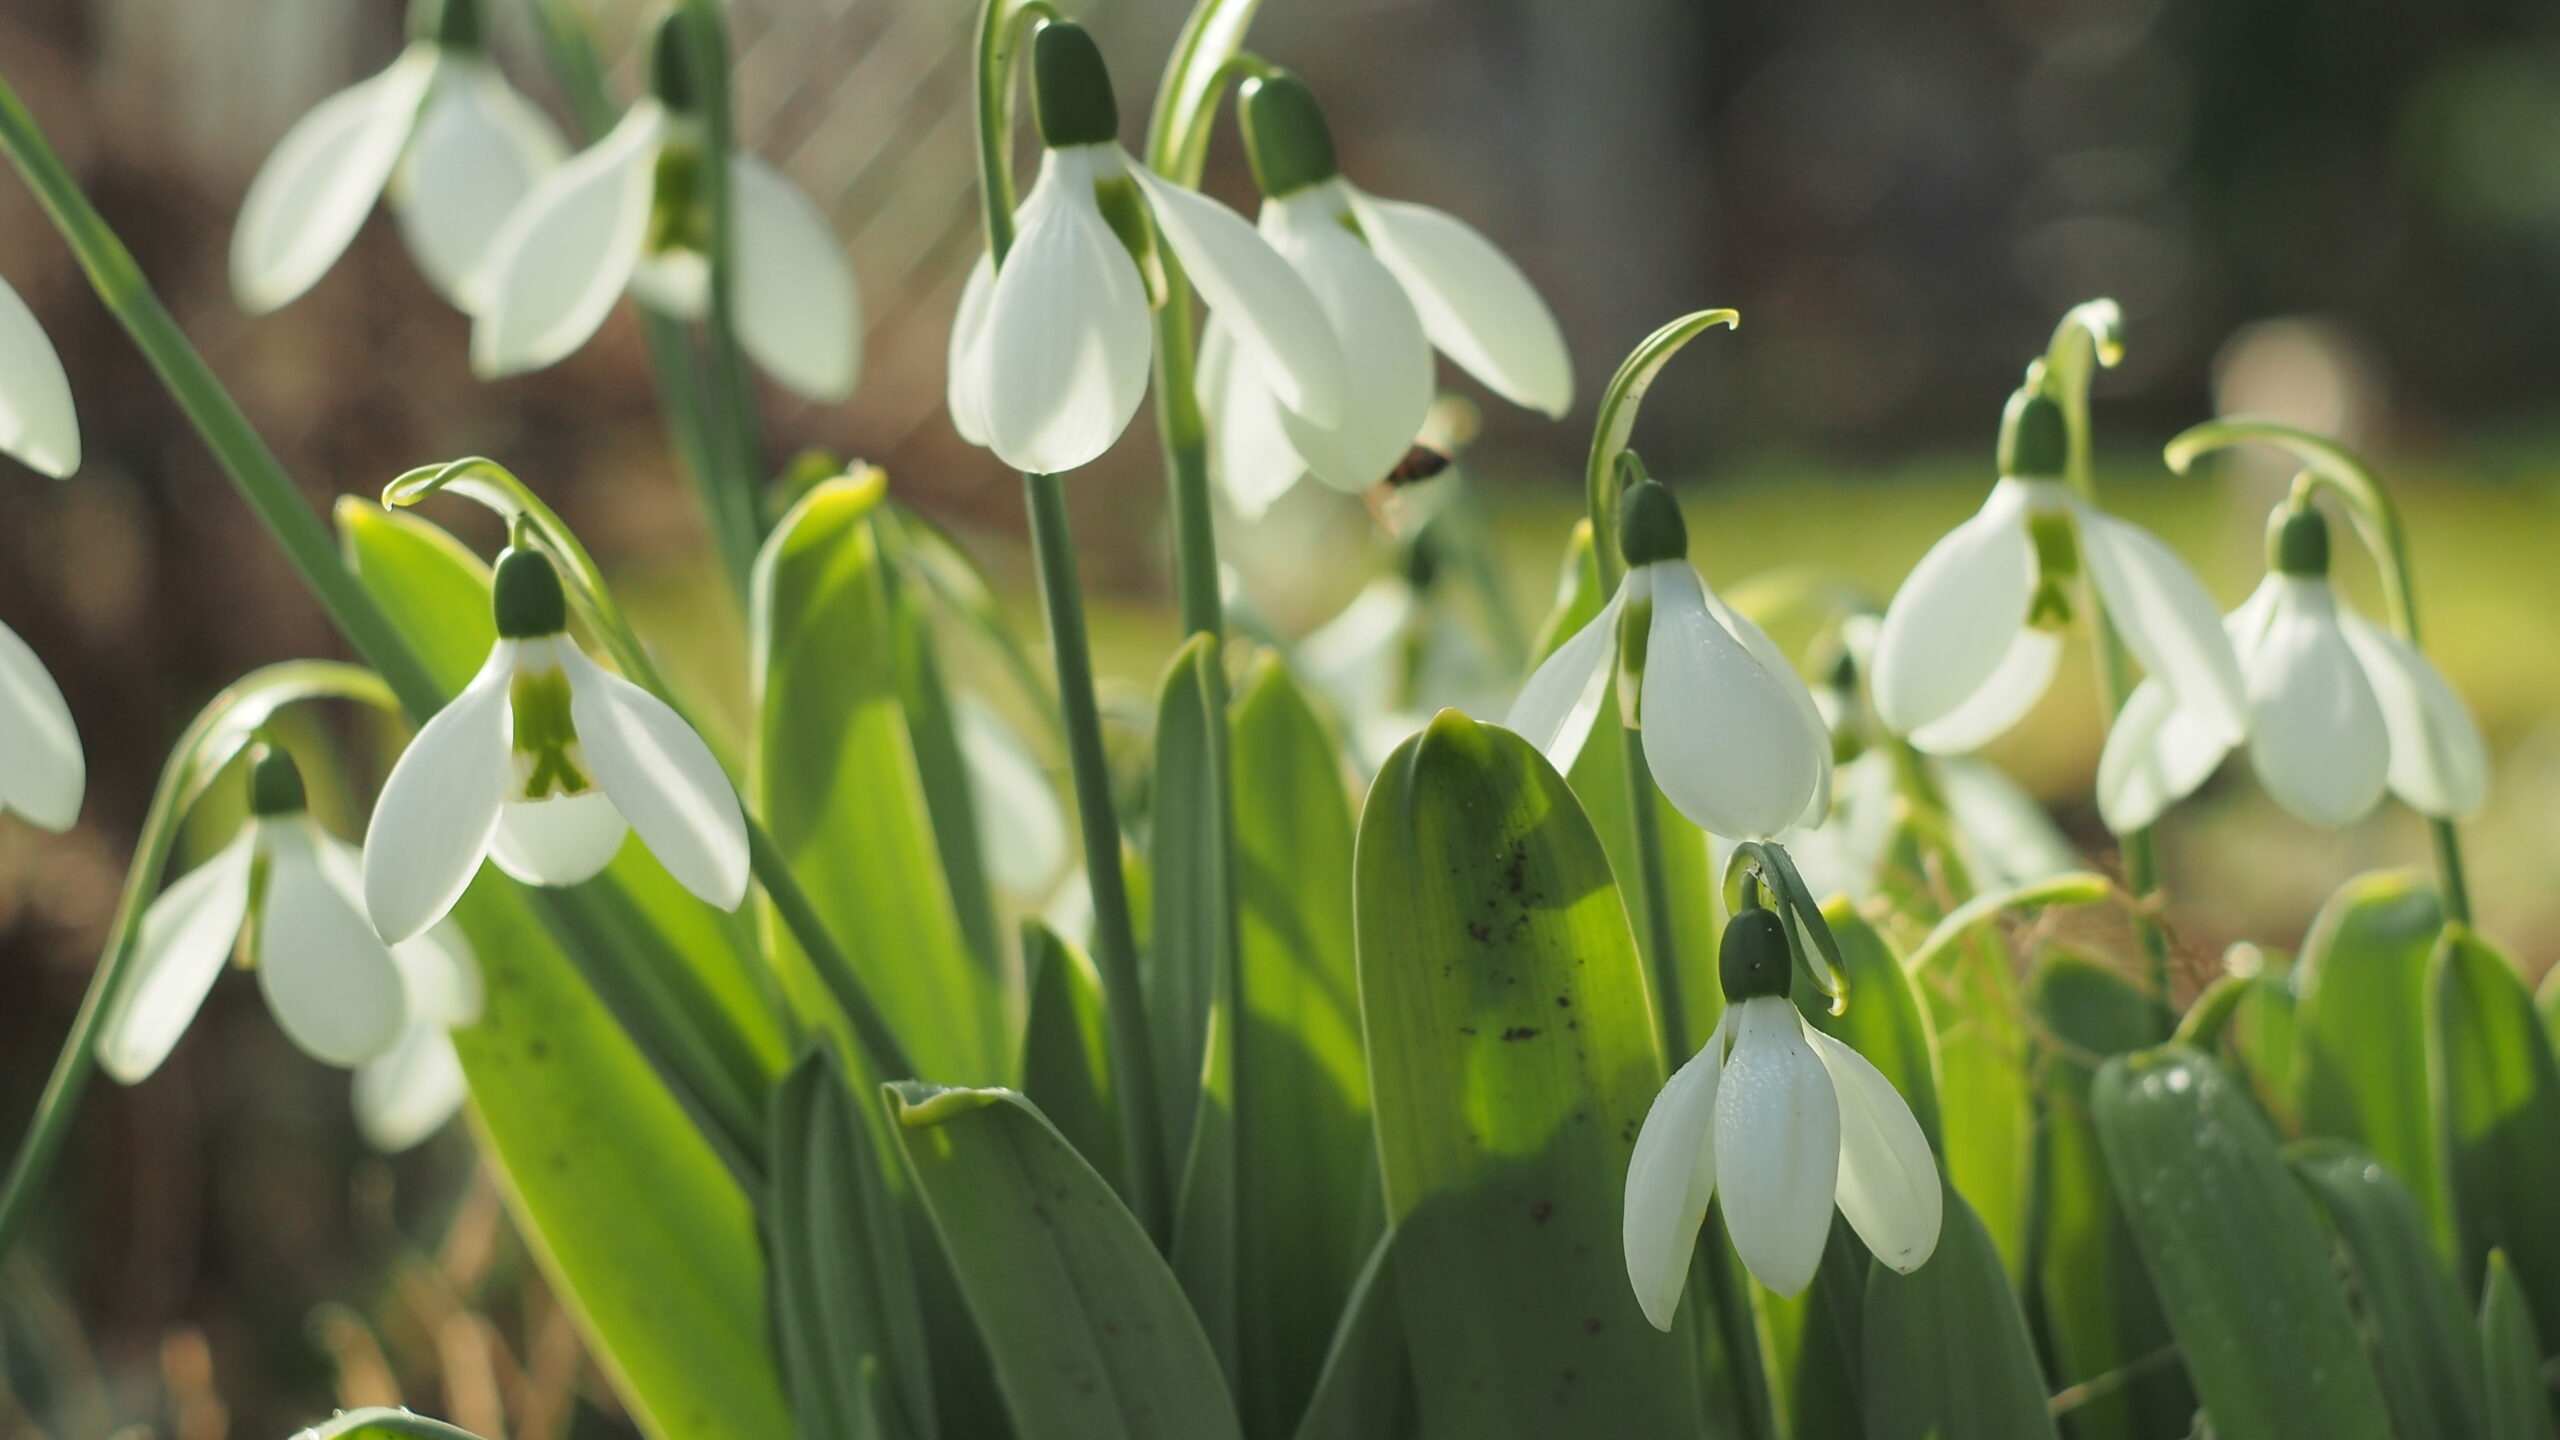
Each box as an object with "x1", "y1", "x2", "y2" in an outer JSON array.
[
  {"x1": 2289, "y1": 1140, "x2": 2488, "y2": 1440},
  {"x1": 2432, "y1": 927, "x2": 2560, "y2": 1345},
  {"x1": 2294, "y1": 869, "x2": 2449, "y2": 1250},
  {"x1": 1021, "y1": 920, "x2": 1122, "y2": 1186},
  {"x1": 2483, "y1": 1251, "x2": 2557, "y2": 1440},
  {"x1": 1862, "y1": 1182, "x2": 2058, "y2": 1440},
  {"x1": 1291, "y1": 1231, "x2": 1416, "y2": 1440}
]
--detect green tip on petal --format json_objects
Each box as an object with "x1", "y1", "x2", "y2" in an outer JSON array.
[
  {"x1": 248, "y1": 745, "x2": 308, "y2": 817},
  {"x1": 2269, "y1": 503, "x2": 2331, "y2": 577},
  {"x1": 1617, "y1": 478, "x2": 1688, "y2": 568},
  {"x1": 410, "y1": 0, "x2": 483, "y2": 50},
  {"x1": 1239, "y1": 72, "x2": 1339, "y2": 198},
  {"x1": 1032, "y1": 23, "x2": 1118, "y2": 148},
  {"x1": 1719, "y1": 905, "x2": 1792, "y2": 1003},
  {"x1": 650, "y1": 9, "x2": 702, "y2": 114},
  {"x1": 493, "y1": 546, "x2": 569, "y2": 638},
  {"x1": 1997, "y1": 385, "x2": 2068, "y2": 479}
]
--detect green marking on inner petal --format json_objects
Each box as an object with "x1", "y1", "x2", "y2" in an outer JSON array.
[
  {"x1": 1091, "y1": 172, "x2": 1167, "y2": 307},
  {"x1": 1615, "y1": 589, "x2": 1651, "y2": 728},
  {"x1": 510, "y1": 665, "x2": 594, "y2": 801},
  {"x1": 646, "y1": 140, "x2": 712, "y2": 260},
  {"x1": 2025, "y1": 507, "x2": 2080, "y2": 632}
]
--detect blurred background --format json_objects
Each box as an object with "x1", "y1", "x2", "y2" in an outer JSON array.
[{"x1": 3, "y1": 0, "x2": 2559, "y2": 1434}]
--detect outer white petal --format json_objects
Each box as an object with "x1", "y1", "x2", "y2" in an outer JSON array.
[
  {"x1": 1624, "y1": 1017, "x2": 1727, "y2": 1331},
  {"x1": 1501, "y1": 580, "x2": 1626, "y2": 773},
  {"x1": 320, "y1": 834, "x2": 483, "y2": 1026},
  {"x1": 2076, "y1": 504, "x2": 2248, "y2": 746},
  {"x1": 977, "y1": 147, "x2": 1152, "y2": 474},
  {"x1": 470, "y1": 102, "x2": 666, "y2": 378},
  {"x1": 2337, "y1": 613, "x2": 2489, "y2": 819},
  {"x1": 363, "y1": 644, "x2": 514, "y2": 943},
  {"x1": 1907, "y1": 628, "x2": 2061, "y2": 756},
  {"x1": 1261, "y1": 192, "x2": 1432, "y2": 490},
  {"x1": 1343, "y1": 185, "x2": 1572, "y2": 416},
  {"x1": 1641, "y1": 564, "x2": 1825, "y2": 840},
  {"x1": 389, "y1": 58, "x2": 568, "y2": 307},
  {"x1": 489, "y1": 792, "x2": 628, "y2": 886},
  {"x1": 230, "y1": 47, "x2": 437, "y2": 312},
  {"x1": 947, "y1": 251, "x2": 996, "y2": 445},
  {"x1": 1939, "y1": 757, "x2": 2079, "y2": 888},
  {"x1": 732, "y1": 154, "x2": 861, "y2": 402},
  {"x1": 0, "y1": 273, "x2": 79, "y2": 477},
  {"x1": 95, "y1": 831, "x2": 255, "y2": 1083},
  {"x1": 1198, "y1": 320, "x2": 1305, "y2": 518},
  {"x1": 1701, "y1": 585, "x2": 1835, "y2": 827},
  {"x1": 0, "y1": 619, "x2": 83, "y2": 831},
  {"x1": 559, "y1": 645, "x2": 748, "y2": 909},
  {"x1": 255, "y1": 820, "x2": 408, "y2": 1067},
  {"x1": 1128, "y1": 163, "x2": 1347, "y2": 428},
  {"x1": 1712, "y1": 997, "x2": 1840, "y2": 1297},
  {"x1": 2246, "y1": 578, "x2": 2388, "y2": 828},
  {"x1": 1805, "y1": 1027, "x2": 1941, "y2": 1273},
  {"x1": 353, "y1": 1022, "x2": 467, "y2": 1152},
  {"x1": 1872, "y1": 483, "x2": 2041, "y2": 739},
  {"x1": 959, "y1": 700, "x2": 1067, "y2": 902},
  {"x1": 2095, "y1": 678, "x2": 2235, "y2": 832}
]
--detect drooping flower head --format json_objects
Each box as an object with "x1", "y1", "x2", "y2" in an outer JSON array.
[
  {"x1": 947, "y1": 23, "x2": 1348, "y2": 476},
  {"x1": 361, "y1": 546, "x2": 749, "y2": 943},
  {"x1": 1203, "y1": 72, "x2": 1573, "y2": 517},
  {"x1": 1871, "y1": 383, "x2": 2245, "y2": 757},
  {"x1": 471, "y1": 9, "x2": 861, "y2": 401},
  {"x1": 1505, "y1": 477, "x2": 1831, "y2": 840},
  {"x1": 2099, "y1": 502, "x2": 2488, "y2": 831},
  {"x1": 0, "y1": 275, "x2": 83, "y2": 830},
  {"x1": 1624, "y1": 906, "x2": 1941, "y2": 1318},
  {"x1": 97, "y1": 746, "x2": 482, "y2": 1111},
  {"x1": 232, "y1": 0, "x2": 568, "y2": 313}
]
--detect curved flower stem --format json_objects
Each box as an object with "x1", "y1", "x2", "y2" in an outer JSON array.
[
  {"x1": 681, "y1": 0, "x2": 769, "y2": 582},
  {"x1": 2035, "y1": 302, "x2": 2177, "y2": 1022},
  {"x1": 2164, "y1": 417, "x2": 2473, "y2": 925},
  {"x1": 976, "y1": 0, "x2": 1172, "y2": 1237}
]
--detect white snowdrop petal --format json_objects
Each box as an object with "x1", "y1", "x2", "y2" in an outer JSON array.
[
  {"x1": 1701, "y1": 586, "x2": 1835, "y2": 826},
  {"x1": 1129, "y1": 164, "x2": 1347, "y2": 428},
  {"x1": 320, "y1": 833, "x2": 484, "y2": 1026},
  {"x1": 978, "y1": 148, "x2": 1153, "y2": 474},
  {"x1": 363, "y1": 647, "x2": 514, "y2": 943},
  {"x1": 1198, "y1": 320, "x2": 1305, "y2": 518},
  {"x1": 2246, "y1": 580, "x2": 2388, "y2": 829},
  {"x1": 0, "y1": 273, "x2": 80, "y2": 478},
  {"x1": 1501, "y1": 582, "x2": 1625, "y2": 774},
  {"x1": 1262, "y1": 198, "x2": 1433, "y2": 491},
  {"x1": 1623, "y1": 1020, "x2": 1726, "y2": 1332},
  {"x1": 1872, "y1": 484, "x2": 2040, "y2": 738},
  {"x1": 0, "y1": 618, "x2": 83, "y2": 831},
  {"x1": 1806, "y1": 1027, "x2": 1942, "y2": 1273},
  {"x1": 2338, "y1": 613, "x2": 2490, "y2": 819},
  {"x1": 947, "y1": 251, "x2": 996, "y2": 445},
  {"x1": 1907, "y1": 627, "x2": 2062, "y2": 757},
  {"x1": 1344, "y1": 186, "x2": 1572, "y2": 417},
  {"x1": 1712, "y1": 998, "x2": 1841, "y2": 1298},
  {"x1": 256, "y1": 821, "x2": 409, "y2": 1067},
  {"x1": 2094, "y1": 678, "x2": 2234, "y2": 832},
  {"x1": 958, "y1": 700, "x2": 1067, "y2": 901},
  {"x1": 390, "y1": 58, "x2": 568, "y2": 308},
  {"x1": 470, "y1": 102, "x2": 665, "y2": 378},
  {"x1": 560, "y1": 646, "x2": 749, "y2": 909},
  {"x1": 490, "y1": 792, "x2": 628, "y2": 886},
  {"x1": 230, "y1": 48, "x2": 437, "y2": 312},
  {"x1": 732, "y1": 153, "x2": 861, "y2": 402},
  {"x1": 95, "y1": 831, "x2": 256, "y2": 1083},
  {"x1": 2077, "y1": 505, "x2": 2248, "y2": 746},
  {"x1": 1641, "y1": 564, "x2": 1825, "y2": 840},
  {"x1": 353, "y1": 1022, "x2": 468, "y2": 1152}
]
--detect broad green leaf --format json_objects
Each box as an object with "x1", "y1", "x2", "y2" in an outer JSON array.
[
  {"x1": 1021, "y1": 920, "x2": 1122, "y2": 1185},
  {"x1": 751, "y1": 477, "x2": 1003, "y2": 1084},
  {"x1": 2289, "y1": 1140, "x2": 2488, "y2": 1440},
  {"x1": 1354, "y1": 711, "x2": 1702, "y2": 1437},
  {"x1": 2184, "y1": 954, "x2": 2300, "y2": 1128},
  {"x1": 2094, "y1": 1046, "x2": 2392, "y2": 1440},
  {"x1": 1862, "y1": 1183, "x2": 2058, "y2": 1440},
  {"x1": 766, "y1": 1047, "x2": 935, "y2": 1440},
  {"x1": 2028, "y1": 954, "x2": 2188, "y2": 1440},
  {"x1": 885, "y1": 1082, "x2": 1242, "y2": 1440},
  {"x1": 2483, "y1": 1252, "x2": 2558, "y2": 1440},
  {"x1": 2293, "y1": 869, "x2": 2449, "y2": 1250},
  {"x1": 1230, "y1": 655, "x2": 1374, "y2": 1437},
  {"x1": 2432, "y1": 927, "x2": 2560, "y2": 1344},
  {"x1": 1292, "y1": 1232, "x2": 1417, "y2": 1440},
  {"x1": 1910, "y1": 921, "x2": 2035, "y2": 1280},
  {"x1": 1756, "y1": 1222, "x2": 1864, "y2": 1440},
  {"x1": 1807, "y1": 900, "x2": 1941, "y2": 1147}
]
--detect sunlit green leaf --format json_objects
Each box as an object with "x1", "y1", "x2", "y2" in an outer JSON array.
[
  {"x1": 1021, "y1": 919, "x2": 1122, "y2": 1186},
  {"x1": 2294, "y1": 869, "x2": 2449, "y2": 1251},
  {"x1": 2432, "y1": 927, "x2": 2560, "y2": 1345}
]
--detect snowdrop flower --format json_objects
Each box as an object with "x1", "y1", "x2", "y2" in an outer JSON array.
[
  {"x1": 0, "y1": 272, "x2": 78, "y2": 479},
  {"x1": 1872, "y1": 385, "x2": 2245, "y2": 757},
  {"x1": 95, "y1": 747, "x2": 479, "y2": 1085},
  {"x1": 0, "y1": 274, "x2": 84, "y2": 831},
  {"x1": 946, "y1": 23, "x2": 1346, "y2": 475},
  {"x1": 1625, "y1": 906, "x2": 1941, "y2": 1315},
  {"x1": 2098, "y1": 503, "x2": 2488, "y2": 831},
  {"x1": 1504, "y1": 480, "x2": 1830, "y2": 840},
  {"x1": 1201, "y1": 73, "x2": 1571, "y2": 518},
  {"x1": 231, "y1": 0, "x2": 567, "y2": 312},
  {"x1": 352, "y1": 927, "x2": 482, "y2": 1152},
  {"x1": 471, "y1": 13, "x2": 860, "y2": 401},
  {"x1": 362, "y1": 546, "x2": 749, "y2": 943}
]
